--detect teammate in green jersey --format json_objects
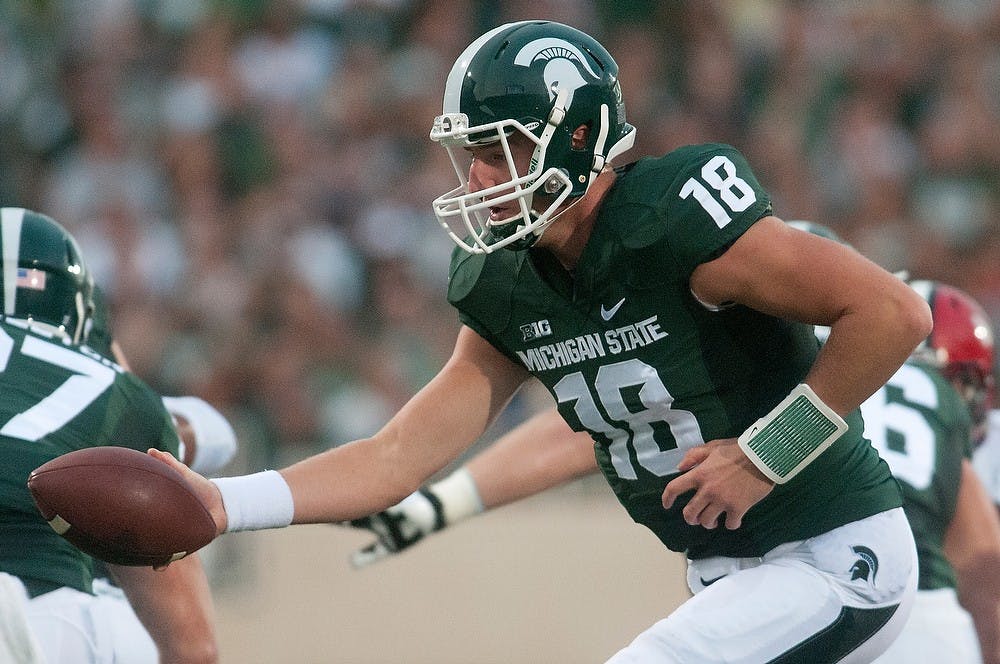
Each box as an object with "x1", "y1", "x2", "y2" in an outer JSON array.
[
  {"x1": 868, "y1": 282, "x2": 1000, "y2": 663},
  {"x1": 0, "y1": 207, "x2": 218, "y2": 663},
  {"x1": 86, "y1": 284, "x2": 237, "y2": 663},
  {"x1": 151, "y1": 21, "x2": 932, "y2": 662}
]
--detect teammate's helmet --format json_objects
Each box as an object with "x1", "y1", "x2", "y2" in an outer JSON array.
[
  {"x1": 430, "y1": 21, "x2": 636, "y2": 253},
  {"x1": 909, "y1": 280, "x2": 995, "y2": 442},
  {"x1": 0, "y1": 207, "x2": 94, "y2": 344}
]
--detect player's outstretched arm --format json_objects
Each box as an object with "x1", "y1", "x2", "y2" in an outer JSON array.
[
  {"x1": 152, "y1": 325, "x2": 528, "y2": 536},
  {"x1": 109, "y1": 556, "x2": 217, "y2": 664},
  {"x1": 944, "y1": 459, "x2": 1000, "y2": 664},
  {"x1": 349, "y1": 408, "x2": 598, "y2": 567}
]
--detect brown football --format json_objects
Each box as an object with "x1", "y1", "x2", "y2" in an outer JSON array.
[{"x1": 27, "y1": 446, "x2": 216, "y2": 567}]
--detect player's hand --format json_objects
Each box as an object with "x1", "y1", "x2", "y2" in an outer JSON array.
[
  {"x1": 661, "y1": 438, "x2": 774, "y2": 530},
  {"x1": 347, "y1": 488, "x2": 445, "y2": 568},
  {"x1": 148, "y1": 448, "x2": 227, "y2": 536}
]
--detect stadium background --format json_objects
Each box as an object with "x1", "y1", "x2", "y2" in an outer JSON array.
[{"x1": 2, "y1": 1, "x2": 999, "y2": 661}]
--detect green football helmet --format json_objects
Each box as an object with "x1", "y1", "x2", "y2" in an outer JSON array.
[
  {"x1": 0, "y1": 207, "x2": 94, "y2": 344},
  {"x1": 430, "y1": 21, "x2": 636, "y2": 253}
]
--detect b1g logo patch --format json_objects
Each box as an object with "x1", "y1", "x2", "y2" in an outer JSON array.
[{"x1": 521, "y1": 319, "x2": 552, "y2": 341}]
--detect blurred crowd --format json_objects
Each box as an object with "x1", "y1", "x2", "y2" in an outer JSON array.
[{"x1": 2, "y1": 0, "x2": 999, "y2": 470}]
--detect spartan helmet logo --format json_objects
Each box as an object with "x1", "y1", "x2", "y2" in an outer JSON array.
[
  {"x1": 849, "y1": 545, "x2": 879, "y2": 583},
  {"x1": 513, "y1": 38, "x2": 600, "y2": 109}
]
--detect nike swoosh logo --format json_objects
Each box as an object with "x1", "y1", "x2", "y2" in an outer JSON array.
[
  {"x1": 699, "y1": 575, "x2": 726, "y2": 587},
  {"x1": 600, "y1": 297, "x2": 626, "y2": 321}
]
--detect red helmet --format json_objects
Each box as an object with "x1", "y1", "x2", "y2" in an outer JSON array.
[{"x1": 909, "y1": 280, "x2": 995, "y2": 442}]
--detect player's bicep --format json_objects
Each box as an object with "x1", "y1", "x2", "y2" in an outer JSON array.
[{"x1": 690, "y1": 216, "x2": 898, "y2": 323}]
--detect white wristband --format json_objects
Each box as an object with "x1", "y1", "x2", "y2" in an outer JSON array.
[
  {"x1": 430, "y1": 467, "x2": 484, "y2": 526},
  {"x1": 211, "y1": 471, "x2": 294, "y2": 532}
]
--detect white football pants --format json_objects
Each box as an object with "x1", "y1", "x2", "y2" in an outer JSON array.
[
  {"x1": 871, "y1": 587, "x2": 981, "y2": 663},
  {"x1": 0, "y1": 573, "x2": 44, "y2": 664},
  {"x1": 607, "y1": 508, "x2": 917, "y2": 663},
  {"x1": 22, "y1": 577, "x2": 156, "y2": 664}
]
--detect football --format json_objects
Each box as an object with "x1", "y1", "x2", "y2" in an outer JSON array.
[{"x1": 27, "y1": 446, "x2": 217, "y2": 567}]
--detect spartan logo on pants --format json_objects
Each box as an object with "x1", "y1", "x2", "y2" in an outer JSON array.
[{"x1": 849, "y1": 545, "x2": 879, "y2": 583}]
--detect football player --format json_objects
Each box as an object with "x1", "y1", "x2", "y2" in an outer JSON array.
[
  {"x1": 784, "y1": 225, "x2": 1000, "y2": 660},
  {"x1": 350, "y1": 247, "x2": 1000, "y2": 663},
  {"x1": 85, "y1": 284, "x2": 238, "y2": 663},
  {"x1": 0, "y1": 207, "x2": 218, "y2": 664},
  {"x1": 153, "y1": 21, "x2": 932, "y2": 662},
  {"x1": 869, "y1": 282, "x2": 1000, "y2": 662}
]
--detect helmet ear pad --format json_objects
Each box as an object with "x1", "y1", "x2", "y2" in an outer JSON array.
[
  {"x1": 528, "y1": 123, "x2": 595, "y2": 203},
  {"x1": 552, "y1": 111, "x2": 601, "y2": 196},
  {"x1": 533, "y1": 77, "x2": 625, "y2": 197}
]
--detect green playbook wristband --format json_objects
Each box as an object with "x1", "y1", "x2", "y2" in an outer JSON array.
[{"x1": 737, "y1": 384, "x2": 849, "y2": 484}]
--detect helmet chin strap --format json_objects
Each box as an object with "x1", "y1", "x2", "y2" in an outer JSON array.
[
  {"x1": 72, "y1": 291, "x2": 88, "y2": 344},
  {"x1": 589, "y1": 104, "x2": 611, "y2": 179},
  {"x1": 524, "y1": 188, "x2": 588, "y2": 246},
  {"x1": 524, "y1": 88, "x2": 570, "y2": 207},
  {"x1": 539, "y1": 196, "x2": 582, "y2": 230},
  {"x1": 488, "y1": 89, "x2": 573, "y2": 251}
]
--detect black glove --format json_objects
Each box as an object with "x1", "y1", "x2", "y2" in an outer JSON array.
[{"x1": 347, "y1": 488, "x2": 446, "y2": 568}]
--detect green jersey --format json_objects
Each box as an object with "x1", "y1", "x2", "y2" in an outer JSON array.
[
  {"x1": 0, "y1": 319, "x2": 180, "y2": 597},
  {"x1": 861, "y1": 360, "x2": 971, "y2": 590},
  {"x1": 449, "y1": 144, "x2": 901, "y2": 559}
]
